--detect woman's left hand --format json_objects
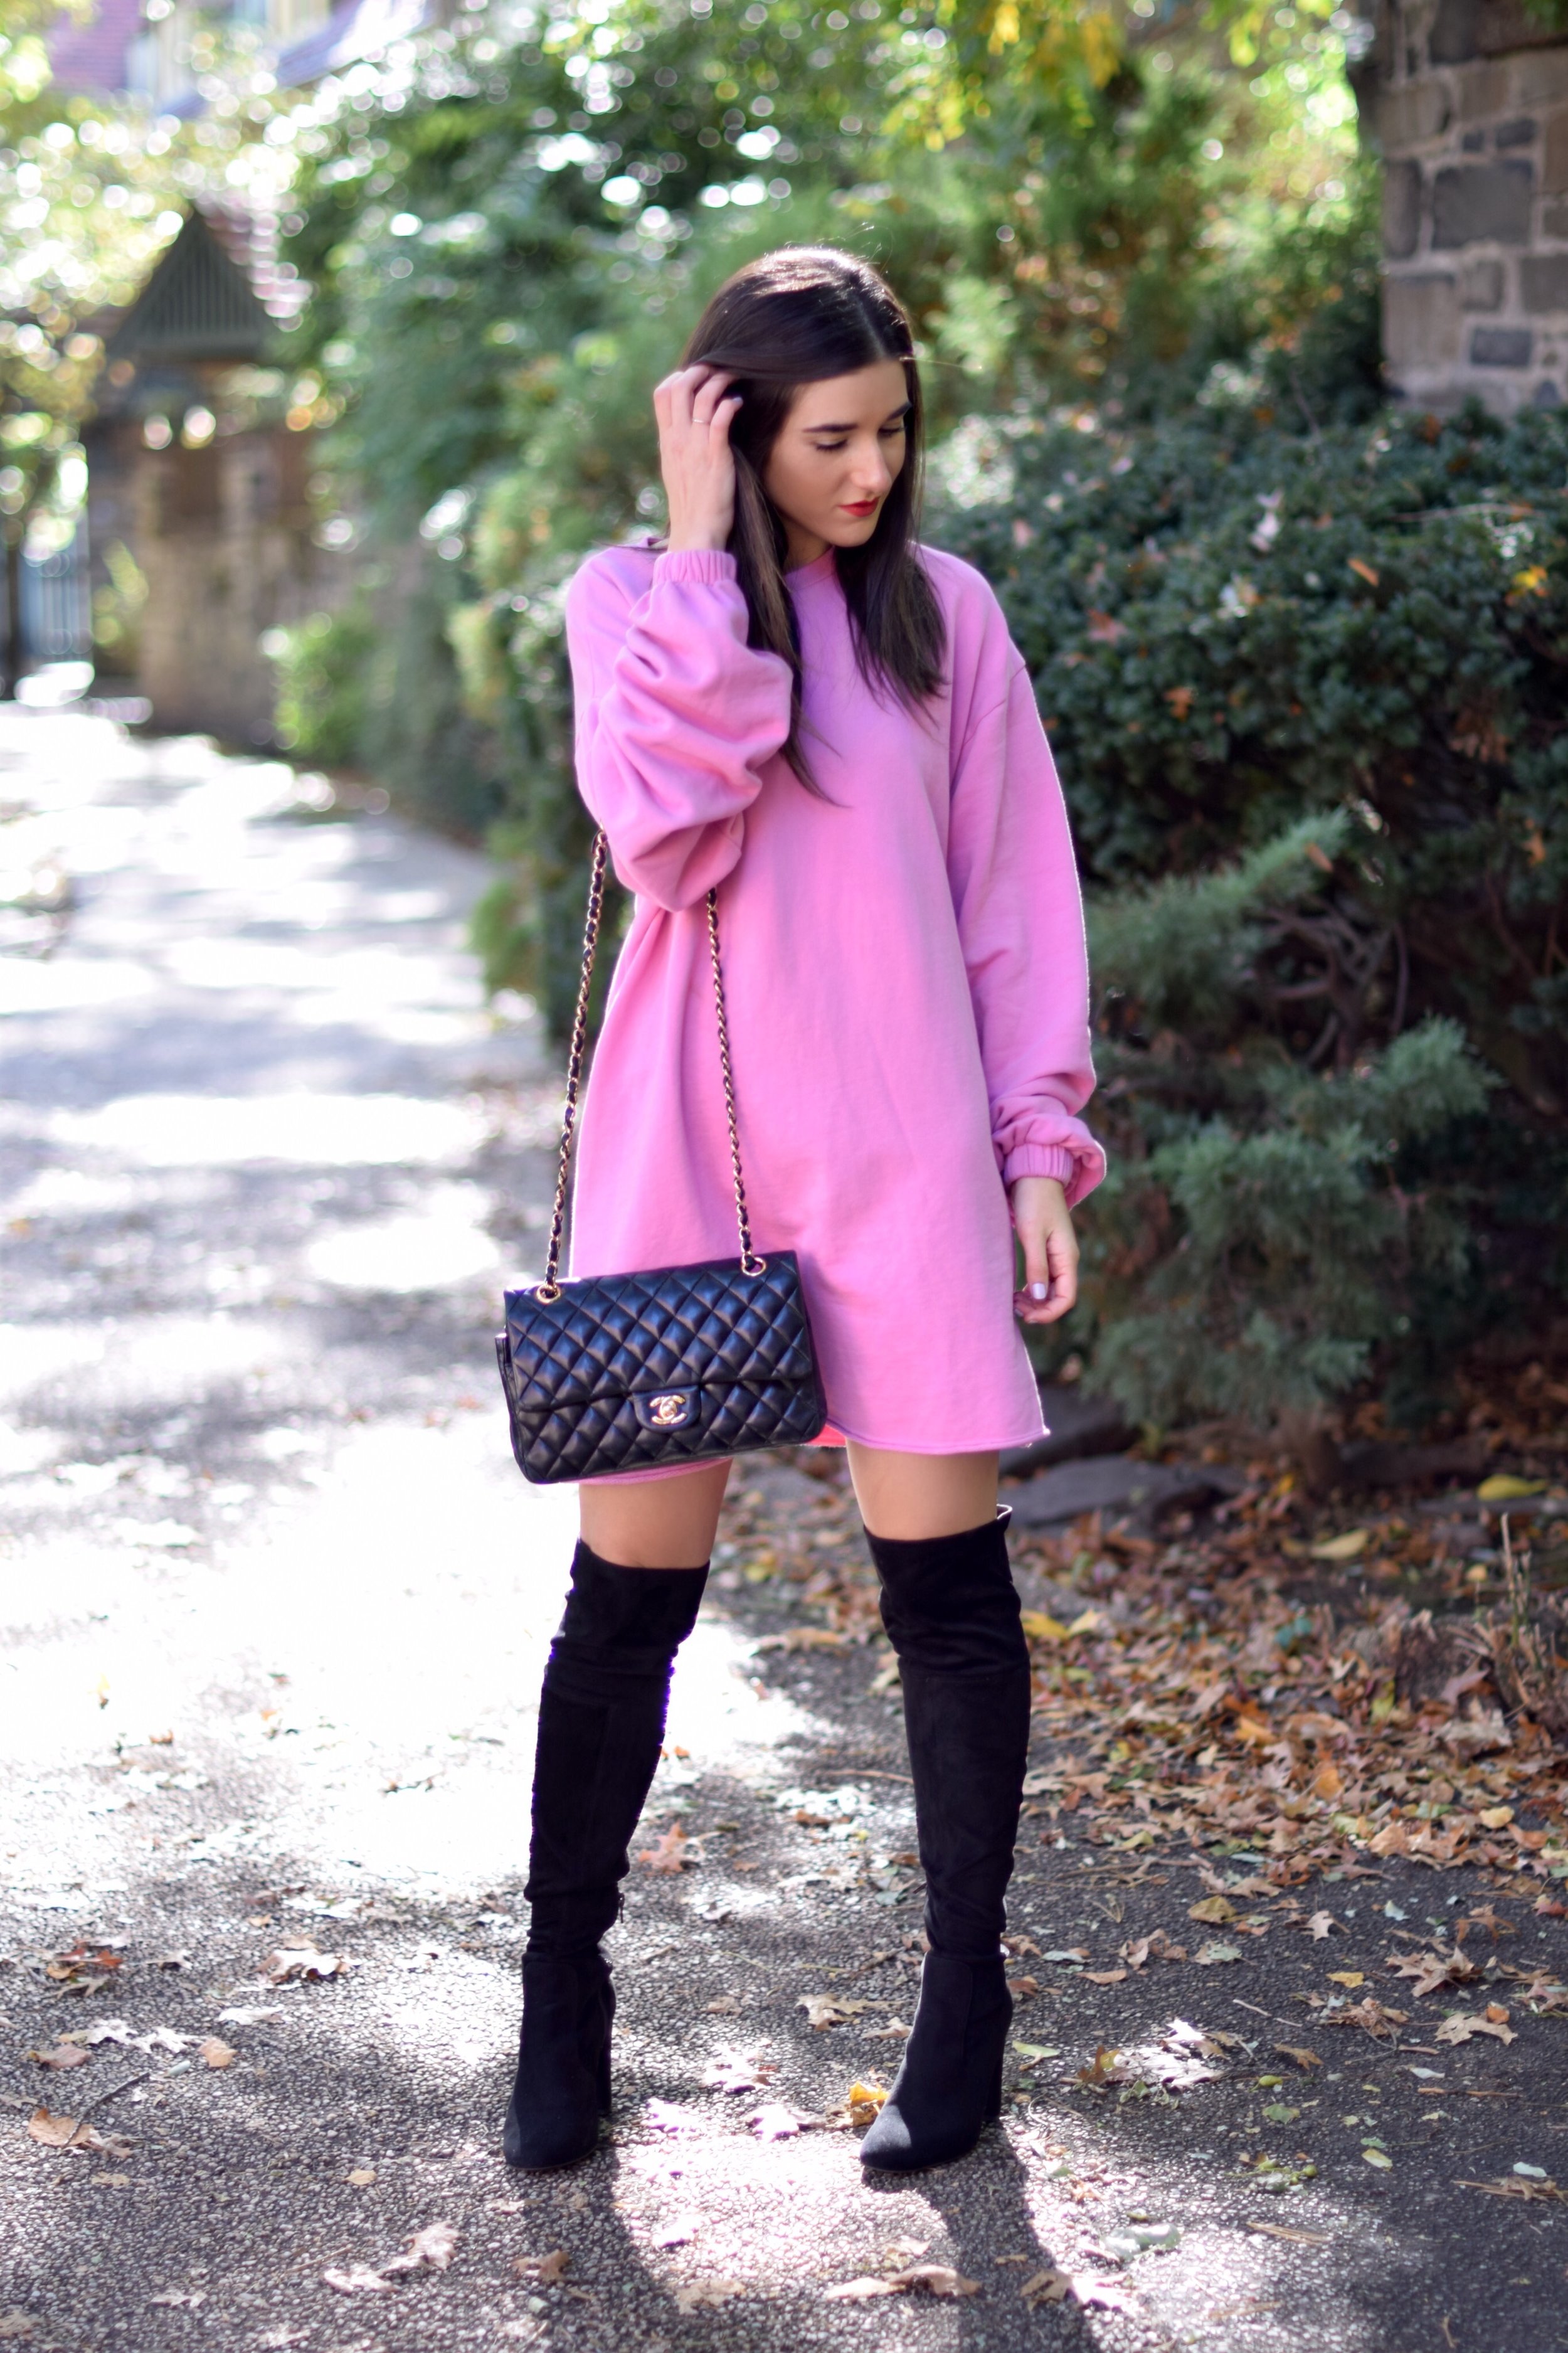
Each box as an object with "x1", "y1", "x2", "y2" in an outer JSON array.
[{"x1": 1010, "y1": 1175, "x2": 1078, "y2": 1325}]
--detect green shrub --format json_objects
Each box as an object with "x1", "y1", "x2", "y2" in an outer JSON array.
[
  {"x1": 266, "y1": 597, "x2": 376, "y2": 771},
  {"x1": 934, "y1": 398, "x2": 1568, "y2": 1428}
]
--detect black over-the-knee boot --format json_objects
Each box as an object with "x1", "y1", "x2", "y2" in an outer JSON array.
[
  {"x1": 504, "y1": 1538, "x2": 707, "y2": 2169},
  {"x1": 857, "y1": 1506, "x2": 1030, "y2": 2172}
]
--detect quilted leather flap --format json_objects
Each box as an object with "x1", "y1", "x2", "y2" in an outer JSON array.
[{"x1": 503, "y1": 1253, "x2": 817, "y2": 1410}]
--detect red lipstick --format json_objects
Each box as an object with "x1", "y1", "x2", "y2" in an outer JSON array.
[{"x1": 840, "y1": 499, "x2": 879, "y2": 516}]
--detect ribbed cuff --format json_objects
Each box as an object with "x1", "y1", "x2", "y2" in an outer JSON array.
[
  {"x1": 652, "y1": 548, "x2": 738, "y2": 587},
  {"x1": 1002, "y1": 1142, "x2": 1076, "y2": 1186}
]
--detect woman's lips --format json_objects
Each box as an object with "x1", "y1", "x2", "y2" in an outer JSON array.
[{"x1": 840, "y1": 499, "x2": 879, "y2": 516}]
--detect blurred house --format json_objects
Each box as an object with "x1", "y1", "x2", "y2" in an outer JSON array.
[
  {"x1": 84, "y1": 204, "x2": 345, "y2": 742},
  {"x1": 48, "y1": 0, "x2": 437, "y2": 109},
  {"x1": 1370, "y1": 0, "x2": 1567, "y2": 413}
]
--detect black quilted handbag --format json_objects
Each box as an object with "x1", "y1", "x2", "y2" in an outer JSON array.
[{"x1": 495, "y1": 832, "x2": 827, "y2": 1484}]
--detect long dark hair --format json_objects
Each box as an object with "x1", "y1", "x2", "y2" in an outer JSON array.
[{"x1": 677, "y1": 245, "x2": 946, "y2": 789}]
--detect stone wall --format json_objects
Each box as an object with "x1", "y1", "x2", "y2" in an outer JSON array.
[
  {"x1": 1375, "y1": 0, "x2": 1568, "y2": 413},
  {"x1": 87, "y1": 396, "x2": 346, "y2": 745}
]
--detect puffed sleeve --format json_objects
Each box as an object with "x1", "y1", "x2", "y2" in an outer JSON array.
[
  {"x1": 945, "y1": 654, "x2": 1107, "y2": 1210},
  {"x1": 563, "y1": 546, "x2": 794, "y2": 911}
]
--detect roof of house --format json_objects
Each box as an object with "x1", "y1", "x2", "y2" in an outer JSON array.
[
  {"x1": 103, "y1": 206, "x2": 278, "y2": 364},
  {"x1": 45, "y1": 0, "x2": 142, "y2": 95}
]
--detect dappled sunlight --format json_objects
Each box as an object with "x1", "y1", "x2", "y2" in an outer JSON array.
[
  {"x1": 49, "y1": 1090, "x2": 490, "y2": 1169},
  {"x1": 304, "y1": 1182, "x2": 504, "y2": 1293}
]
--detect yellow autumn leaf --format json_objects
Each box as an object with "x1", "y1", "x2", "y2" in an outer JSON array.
[
  {"x1": 1477, "y1": 1475, "x2": 1547, "y2": 1503},
  {"x1": 1020, "y1": 1612, "x2": 1069, "y2": 1642},
  {"x1": 1327, "y1": 1971, "x2": 1365, "y2": 1989},
  {"x1": 1478, "y1": 1805, "x2": 1515, "y2": 1829},
  {"x1": 1347, "y1": 557, "x2": 1379, "y2": 587},
  {"x1": 1309, "y1": 1529, "x2": 1369, "y2": 1560},
  {"x1": 1066, "y1": 1609, "x2": 1103, "y2": 1636},
  {"x1": 1512, "y1": 565, "x2": 1549, "y2": 597}
]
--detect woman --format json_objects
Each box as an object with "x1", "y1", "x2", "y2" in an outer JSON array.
[{"x1": 506, "y1": 245, "x2": 1104, "y2": 2176}]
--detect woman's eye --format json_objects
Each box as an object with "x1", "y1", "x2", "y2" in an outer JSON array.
[{"x1": 811, "y1": 439, "x2": 849, "y2": 452}]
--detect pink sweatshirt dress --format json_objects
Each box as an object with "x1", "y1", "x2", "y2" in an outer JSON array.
[{"x1": 561, "y1": 539, "x2": 1106, "y2": 1475}]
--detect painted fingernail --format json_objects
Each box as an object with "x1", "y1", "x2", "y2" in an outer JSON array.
[{"x1": 1029, "y1": 1282, "x2": 1049, "y2": 1300}]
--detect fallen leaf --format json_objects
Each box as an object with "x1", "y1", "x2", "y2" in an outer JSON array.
[
  {"x1": 1084, "y1": 1968, "x2": 1128, "y2": 1985},
  {"x1": 889, "y1": 2266, "x2": 980, "y2": 2297},
  {"x1": 1347, "y1": 558, "x2": 1379, "y2": 588},
  {"x1": 198, "y1": 2037, "x2": 235, "y2": 2070},
  {"x1": 515, "y1": 2250, "x2": 569, "y2": 2285},
  {"x1": 746, "y1": 2102, "x2": 803, "y2": 2141},
  {"x1": 0, "y1": 2319, "x2": 36, "y2": 2343},
  {"x1": 1477, "y1": 1475, "x2": 1546, "y2": 1503},
  {"x1": 1362, "y1": 2146, "x2": 1394, "y2": 2170},
  {"x1": 262, "y1": 1943, "x2": 346, "y2": 1984},
  {"x1": 347, "y1": 2167, "x2": 378, "y2": 2187},
  {"x1": 704, "y1": 1997, "x2": 740, "y2": 2015},
  {"x1": 1308, "y1": 1912, "x2": 1337, "y2": 1941},
  {"x1": 1007, "y1": 1974, "x2": 1042, "y2": 1997},
  {"x1": 29, "y1": 2044, "x2": 89, "y2": 2071},
  {"x1": 675, "y1": 2280, "x2": 744, "y2": 2313},
  {"x1": 1246, "y1": 2223, "x2": 1332, "y2": 2246},
  {"x1": 824, "y1": 2278, "x2": 898, "y2": 2302},
  {"x1": 1188, "y1": 1896, "x2": 1237, "y2": 1925},
  {"x1": 1309, "y1": 1529, "x2": 1368, "y2": 1560},
  {"x1": 797, "y1": 1995, "x2": 869, "y2": 2030},
  {"x1": 1436, "y1": 2013, "x2": 1517, "y2": 2046},
  {"x1": 1311, "y1": 1763, "x2": 1343, "y2": 1802},
  {"x1": 1274, "y1": 2045, "x2": 1322, "y2": 2071},
  {"x1": 322, "y1": 2267, "x2": 395, "y2": 2297},
  {"x1": 842, "y1": 2080, "x2": 887, "y2": 2128},
  {"x1": 1327, "y1": 1971, "x2": 1365, "y2": 1989},
  {"x1": 636, "y1": 1824, "x2": 691, "y2": 1875},
  {"x1": 25, "y1": 2107, "x2": 112, "y2": 2153},
  {"x1": 90, "y1": 2173, "x2": 131, "y2": 2189},
  {"x1": 1327, "y1": 1997, "x2": 1407, "y2": 2039},
  {"x1": 1478, "y1": 1806, "x2": 1514, "y2": 1830},
  {"x1": 701, "y1": 2055, "x2": 776, "y2": 2094},
  {"x1": 383, "y1": 2221, "x2": 458, "y2": 2276},
  {"x1": 1020, "y1": 1612, "x2": 1070, "y2": 1641},
  {"x1": 1194, "y1": 1941, "x2": 1242, "y2": 1967}
]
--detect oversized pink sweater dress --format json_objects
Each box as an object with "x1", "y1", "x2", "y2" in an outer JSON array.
[{"x1": 561, "y1": 539, "x2": 1106, "y2": 1474}]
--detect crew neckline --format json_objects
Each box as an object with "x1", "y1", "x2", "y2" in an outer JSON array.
[{"x1": 785, "y1": 548, "x2": 838, "y2": 583}]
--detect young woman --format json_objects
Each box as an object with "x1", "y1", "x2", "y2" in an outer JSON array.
[{"x1": 505, "y1": 245, "x2": 1105, "y2": 2175}]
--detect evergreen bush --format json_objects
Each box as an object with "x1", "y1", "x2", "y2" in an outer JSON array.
[{"x1": 932, "y1": 397, "x2": 1568, "y2": 1428}]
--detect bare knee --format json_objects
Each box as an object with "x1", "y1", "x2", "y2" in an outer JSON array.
[{"x1": 578, "y1": 1458, "x2": 732, "y2": 1568}]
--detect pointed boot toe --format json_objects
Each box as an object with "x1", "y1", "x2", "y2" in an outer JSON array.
[
  {"x1": 503, "y1": 1953, "x2": 612, "y2": 2170},
  {"x1": 859, "y1": 1954, "x2": 1010, "y2": 2174}
]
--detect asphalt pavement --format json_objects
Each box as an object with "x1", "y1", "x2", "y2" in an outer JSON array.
[{"x1": 1, "y1": 709, "x2": 1565, "y2": 2353}]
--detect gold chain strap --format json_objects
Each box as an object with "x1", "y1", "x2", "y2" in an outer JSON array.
[{"x1": 535, "y1": 830, "x2": 763, "y2": 1302}]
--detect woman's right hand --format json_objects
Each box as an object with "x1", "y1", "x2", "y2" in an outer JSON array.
[{"x1": 654, "y1": 364, "x2": 742, "y2": 553}]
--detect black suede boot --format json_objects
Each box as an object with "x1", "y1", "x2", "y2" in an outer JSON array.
[
  {"x1": 504, "y1": 1539, "x2": 707, "y2": 2169},
  {"x1": 857, "y1": 1507, "x2": 1030, "y2": 2172}
]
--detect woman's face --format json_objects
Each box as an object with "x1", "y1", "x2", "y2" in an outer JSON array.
[{"x1": 761, "y1": 358, "x2": 909, "y2": 562}]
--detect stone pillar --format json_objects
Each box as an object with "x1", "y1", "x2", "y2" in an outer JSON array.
[{"x1": 1374, "y1": 0, "x2": 1568, "y2": 413}]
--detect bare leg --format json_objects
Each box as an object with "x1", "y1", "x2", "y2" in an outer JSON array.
[
  {"x1": 578, "y1": 1457, "x2": 733, "y2": 1568},
  {"x1": 845, "y1": 1443, "x2": 999, "y2": 1541}
]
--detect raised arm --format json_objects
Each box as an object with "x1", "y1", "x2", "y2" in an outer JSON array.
[
  {"x1": 564, "y1": 547, "x2": 793, "y2": 911},
  {"x1": 946, "y1": 654, "x2": 1107, "y2": 1213}
]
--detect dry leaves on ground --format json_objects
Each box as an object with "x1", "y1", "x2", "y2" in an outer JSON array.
[
  {"x1": 1021, "y1": 2270, "x2": 1136, "y2": 2313},
  {"x1": 514, "y1": 2251, "x2": 569, "y2": 2285},
  {"x1": 28, "y1": 2044, "x2": 89, "y2": 2071},
  {"x1": 198, "y1": 2038, "x2": 234, "y2": 2069},
  {"x1": 1435, "y1": 2010, "x2": 1517, "y2": 2046},
  {"x1": 0, "y1": 2316, "x2": 36, "y2": 2340},
  {"x1": 798, "y1": 1995, "x2": 869, "y2": 2030},
  {"x1": 701, "y1": 2054, "x2": 777, "y2": 2095},
  {"x1": 324, "y1": 2223, "x2": 458, "y2": 2293},
  {"x1": 728, "y1": 1371, "x2": 1568, "y2": 1894},
  {"x1": 826, "y1": 2267, "x2": 980, "y2": 2302},
  {"x1": 675, "y1": 2280, "x2": 744, "y2": 2312},
  {"x1": 262, "y1": 1941, "x2": 346, "y2": 1985},
  {"x1": 637, "y1": 1825, "x2": 691, "y2": 1875},
  {"x1": 24, "y1": 2108, "x2": 128, "y2": 2157}
]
